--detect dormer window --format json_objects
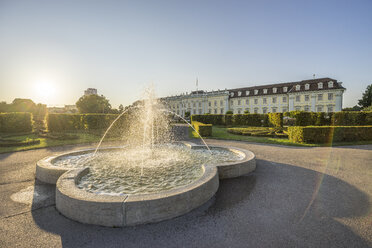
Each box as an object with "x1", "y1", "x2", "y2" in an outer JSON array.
[
  {"x1": 296, "y1": 85, "x2": 300, "y2": 91},
  {"x1": 230, "y1": 92, "x2": 234, "y2": 97},
  {"x1": 283, "y1": 87, "x2": 288, "y2": 92},
  {"x1": 318, "y1": 82, "x2": 323, "y2": 89},
  {"x1": 238, "y1": 91, "x2": 242, "y2": 96},
  {"x1": 263, "y1": 89, "x2": 268, "y2": 94},
  {"x1": 254, "y1": 90, "x2": 258, "y2": 95},
  {"x1": 273, "y1": 87, "x2": 277, "y2": 93},
  {"x1": 246, "y1": 90, "x2": 250, "y2": 95},
  {"x1": 328, "y1": 81, "x2": 334, "y2": 88},
  {"x1": 305, "y1": 84, "x2": 310, "y2": 90}
]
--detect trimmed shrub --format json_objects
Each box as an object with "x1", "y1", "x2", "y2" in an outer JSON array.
[
  {"x1": 288, "y1": 126, "x2": 372, "y2": 143},
  {"x1": 191, "y1": 113, "x2": 279, "y2": 127},
  {"x1": 268, "y1": 113, "x2": 283, "y2": 127},
  {"x1": 82, "y1": 114, "x2": 118, "y2": 130},
  {"x1": 332, "y1": 111, "x2": 367, "y2": 126},
  {"x1": 192, "y1": 121, "x2": 212, "y2": 137},
  {"x1": 0, "y1": 112, "x2": 32, "y2": 133},
  {"x1": 47, "y1": 114, "x2": 83, "y2": 132}
]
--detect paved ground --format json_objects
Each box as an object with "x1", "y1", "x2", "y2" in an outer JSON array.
[{"x1": 0, "y1": 140, "x2": 371, "y2": 248}]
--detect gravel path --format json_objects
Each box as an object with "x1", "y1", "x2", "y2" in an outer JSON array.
[{"x1": 0, "y1": 140, "x2": 371, "y2": 248}]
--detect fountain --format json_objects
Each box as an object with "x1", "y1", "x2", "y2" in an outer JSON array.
[{"x1": 36, "y1": 87, "x2": 256, "y2": 227}]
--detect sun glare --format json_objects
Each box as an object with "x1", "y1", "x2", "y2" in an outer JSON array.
[{"x1": 33, "y1": 80, "x2": 57, "y2": 104}]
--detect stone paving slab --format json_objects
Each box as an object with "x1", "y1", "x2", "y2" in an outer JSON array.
[{"x1": 0, "y1": 140, "x2": 371, "y2": 247}]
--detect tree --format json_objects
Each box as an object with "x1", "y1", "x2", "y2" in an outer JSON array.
[
  {"x1": 184, "y1": 111, "x2": 190, "y2": 118},
  {"x1": 76, "y1": 94, "x2": 112, "y2": 113},
  {"x1": 118, "y1": 104, "x2": 124, "y2": 113},
  {"x1": 358, "y1": 84, "x2": 372, "y2": 108},
  {"x1": 342, "y1": 105, "x2": 362, "y2": 111}
]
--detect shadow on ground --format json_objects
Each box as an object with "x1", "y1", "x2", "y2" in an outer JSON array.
[{"x1": 29, "y1": 159, "x2": 371, "y2": 248}]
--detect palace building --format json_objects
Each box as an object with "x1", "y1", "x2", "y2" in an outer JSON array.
[{"x1": 162, "y1": 78, "x2": 345, "y2": 117}]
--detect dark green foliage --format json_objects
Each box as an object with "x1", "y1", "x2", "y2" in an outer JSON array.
[
  {"x1": 288, "y1": 126, "x2": 372, "y2": 143},
  {"x1": 225, "y1": 110, "x2": 233, "y2": 114},
  {"x1": 358, "y1": 84, "x2": 372, "y2": 108},
  {"x1": 191, "y1": 121, "x2": 212, "y2": 137},
  {"x1": 227, "y1": 127, "x2": 287, "y2": 138},
  {"x1": 0, "y1": 138, "x2": 40, "y2": 147},
  {"x1": 0, "y1": 113, "x2": 33, "y2": 133},
  {"x1": 331, "y1": 111, "x2": 367, "y2": 126},
  {"x1": 191, "y1": 113, "x2": 279, "y2": 127},
  {"x1": 0, "y1": 99, "x2": 47, "y2": 122},
  {"x1": 82, "y1": 114, "x2": 118, "y2": 130},
  {"x1": 47, "y1": 114, "x2": 83, "y2": 132},
  {"x1": 76, "y1": 94, "x2": 112, "y2": 113}
]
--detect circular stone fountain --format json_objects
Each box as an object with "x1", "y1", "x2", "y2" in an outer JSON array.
[{"x1": 35, "y1": 88, "x2": 256, "y2": 227}]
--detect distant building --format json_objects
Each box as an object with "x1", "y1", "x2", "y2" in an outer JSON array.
[
  {"x1": 84, "y1": 88, "x2": 98, "y2": 96},
  {"x1": 47, "y1": 105, "x2": 78, "y2": 114},
  {"x1": 162, "y1": 77, "x2": 346, "y2": 117}
]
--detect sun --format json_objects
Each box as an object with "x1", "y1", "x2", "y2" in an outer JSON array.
[{"x1": 33, "y1": 80, "x2": 57, "y2": 104}]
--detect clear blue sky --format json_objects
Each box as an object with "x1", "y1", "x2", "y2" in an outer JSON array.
[{"x1": 0, "y1": 0, "x2": 371, "y2": 108}]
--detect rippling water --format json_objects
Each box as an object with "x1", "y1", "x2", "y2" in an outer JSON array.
[{"x1": 53, "y1": 144, "x2": 243, "y2": 195}]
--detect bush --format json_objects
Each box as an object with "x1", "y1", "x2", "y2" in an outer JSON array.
[
  {"x1": 192, "y1": 121, "x2": 212, "y2": 137},
  {"x1": 191, "y1": 113, "x2": 280, "y2": 127},
  {"x1": 0, "y1": 112, "x2": 33, "y2": 133},
  {"x1": 82, "y1": 114, "x2": 118, "y2": 130},
  {"x1": 227, "y1": 127, "x2": 287, "y2": 138},
  {"x1": 288, "y1": 126, "x2": 372, "y2": 143},
  {"x1": 268, "y1": 113, "x2": 283, "y2": 127},
  {"x1": 331, "y1": 111, "x2": 368, "y2": 126},
  {"x1": 47, "y1": 114, "x2": 83, "y2": 132}
]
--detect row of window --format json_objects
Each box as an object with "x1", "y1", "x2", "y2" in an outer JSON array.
[
  {"x1": 230, "y1": 81, "x2": 334, "y2": 97},
  {"x1": 233, "y1": 105, "x2": 333, "y2": 114}
]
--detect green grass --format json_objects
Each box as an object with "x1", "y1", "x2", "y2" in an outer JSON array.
[
  {"x1": 0, "y1": 131, "x2": 121, "y2": 153},
  {"x1": 190, "y1": 126, "x2": 372, "y2": 147}
]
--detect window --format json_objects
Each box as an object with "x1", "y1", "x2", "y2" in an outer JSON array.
[
  {"x1": 220, "y1": 100, "x2": 223, "y2": 106},
  {"x1": 296, "y1": 85, "x2": 300, "y2": 91},
  {"x1": 246, "y1": 90, "x2": 250, "y2": 95},
  {"x1": 263, "y1": 107, "x2": 267, "y2": 114},
  {"x1": 198, "y1": 109, "x2": 202, "y2": 114},
  {"x1": 282, "y1": 107, "x2": 288, "y2": 112},
  {"x1": 193, "y1": 102, "x2": 196, "y2": 107},
  {"x1": 238, "y1": 91, "x2": 242, "y2": 96},
  {"x1": 208, "y1": 101, "x2": 211, "y2": 107},
  {"x1": 327, "y1": 106, "x2": 333, "y2": 112},
  {"x1": 214, "y1": 109, "x2": 217, "y2": 114},
  {"x1": 263, "y1": 98, "x2": 267, "y2": 104},
  {"x1": 273, "y1": 87, "x2": 277, "y2": 93},
  {"x1": 282, "y1": 96, "x2": 287, "y2": 102},
  {"x1": 295, "y1": 106, "x2": 301, "y2": 111},
  {"x1": 230, "y1": 92, "x2": 234, "y2": 97},
  {"x1": 231, "y1": 100, "x2": 234, "y2": 106},
  {"x1": 318, "y1": 94, "x2": 323, "y2": 101},
  {"x1": 254, "y1": 108, "x2": 258, "y2": 113},
  {"x1": 220, "y1": 108, "x2": 224, "y2": 114},
  {"x1": 272, "y1": 107, "x2": 277, "y2": 113},
  {"x1": 317, "y1": 106, "x2": 323, "y2": 112},
  {"x1": 318, "y1": 82, "x2": 323, "y2": 89},
  {"x1": 214, "y1": 100, "x2": 217, "y2": 106},
  {"x1": 305, "y1": 84, "x2": 310, "y2": 90},
  {"x1": 328, "y1": 93, "x2": 333, "y2": 100},
  {"x1": 208, "y1": 109, "x2": 211, "y2": 114},
  {"x1": 263, "y1": 89, "x2": 268, "y2": 94},
  {"x1": 296, "y1": 95, "x2": 300, "y2": 102},
  {"x1": 254, "y1": 90, "x2": 258, "y2": 95},
  {"x1": 304, "y1": 106, "x2": 310, "y2": 112},
  {"x1": 238, "y1": 100, "x2": 241, "y2": 105},
  {"x1": 245, "y1": 99, "x2": 249, "y2": 105},
  {"x1": 283, "y1": 87, "x2": 288, "y2": 92},
  {"x1": 272, "y1": 97, "x2": 277, "y2": 103},
  {"x1": 198, "y1": 102, "x2": 201, "y2": 107},
  {"x1": 305, "y1": 95, "x2": 309, "y2": 101},
  {"x1": 254, "y1": 99, "x2": 258, "y2": 104},
  {"x1": 328, "y1": 81, "x2": 334, "y2": 88}
]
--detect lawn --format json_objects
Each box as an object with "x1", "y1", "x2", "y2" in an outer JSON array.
[
  {"x1": 190, "y1": 126, "x2": 372, "y2": 147},
  {"x1": 0, "y1": 131, "x2": 120, "y2": 153}
]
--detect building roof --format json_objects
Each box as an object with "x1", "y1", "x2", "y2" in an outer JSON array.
[{"x1": 228, "y1": 78, "x2": 345, "y2": 98}]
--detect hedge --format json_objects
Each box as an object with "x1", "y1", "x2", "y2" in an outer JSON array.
[
  {"x1": 284, "y1": 111, "x2": 372, "y2": 126},
  {"x1": 47, "y1": 113, "x2": 127, "y2": 132},
  {"x1": 288, "y1": 126, "x2": 372, "y2": 143},
  {"x1": 191, "y1": 113, "x2": 282, "y2": 127},
  {"x1": 0, "y1": 112, "x2": 33, "y2": 133},
  {"x1": 192, "y1": 121, "x2": 212, "y2": 137}
]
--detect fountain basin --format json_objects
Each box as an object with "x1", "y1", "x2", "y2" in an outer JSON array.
[{"x1": 36, "y1": 142, "x2": 255, "y2": 226}]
